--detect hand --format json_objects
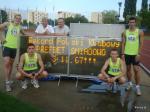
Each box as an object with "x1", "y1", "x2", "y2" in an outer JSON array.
[
  {"x1": 121, "y1": 54, "x2": 125, "y2": 61},
  {"x1": 1, "y1": 38, "x2": 7, "y2": 45},
  {"x1": 135, "y1": 55, "x2": 140, "y2": 62},
  {"x1": 34, "y1": 73, "x2": 39, "y2": 78},
  {"x1": 27, "y1": 74, "x2": 34, "y2": 79},
  {"x1": 111, "y1": 77, "x2": 116, "y2": 83},
  {"x1": 107, "y1": 77, "x2": 112, "y2": 83}
]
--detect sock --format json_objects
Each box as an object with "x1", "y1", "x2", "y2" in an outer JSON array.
[
  {"x1": 128, "y1": 81, "x2": 133, "y2": 85},
  {"x1": 136, "y1": 85, "x2": 140, "y2": 88}
]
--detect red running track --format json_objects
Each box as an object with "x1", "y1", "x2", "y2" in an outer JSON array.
[{"x1": 141, "y1": 40, "x2": 150, "y2": 71}]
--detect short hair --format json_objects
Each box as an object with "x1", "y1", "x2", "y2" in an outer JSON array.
[
  {"x1": 14, "y1": 14, "x2": 21, "y2": 19},
  {"x1": 42, "y1": 17, "x2": 48, "y2": 21},
  {"x1": 58, "y1": 18, "x2": 64, "y2": 21},
  {"x1": 110, "y1": 48, "x2": 118, "y2": 53},
  {"x1": 129, "y1": 16, "x2": 136, "y2": 22},
  {"x1": 27, "y1": 43, "x2": 35, "y2": 47}
]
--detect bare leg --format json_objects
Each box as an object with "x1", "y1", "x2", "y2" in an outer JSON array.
[
  {"x1": 133, "y1": 65, "x2": 141, "y2": 85},
  {"x1": 126, "y1": 65, "x2": 132, "y2": 82},
  {"x1": 4, "y1": 57, "x2": 14, "y2": 81}
]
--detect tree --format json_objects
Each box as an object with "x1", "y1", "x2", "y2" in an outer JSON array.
[
  {"x1": 64, "y1": 15, "x2": 88, "y2": 26},
  {"x1": 123, "y1": 0, "x2": 137, "y2": 21},
  {"x1": 22, "y1": 19, "x2": 28, "y2": 26},
  {"x1": 0, "y1": 10, "x2": 8, "y2": 23},
  {"x1": 141, "y1": 0, "x2": 148, "y2": 11},
  {"x1": 48, "y1": 19, "x2": 54, "y2": 26},
  {"x1": 102, "y1": 10, "x2": 118, "y2": 24}
]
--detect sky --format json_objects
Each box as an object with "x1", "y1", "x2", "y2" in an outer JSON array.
[{"x1": 0, "y1": 0, "x2": 146, "y2": 20}]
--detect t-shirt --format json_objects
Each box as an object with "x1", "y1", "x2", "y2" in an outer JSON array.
[
  {"x1": 54, "y1": 25, "x2": 69, "y2": 34},
  {"x1": 35, "y1": 24, "x2": 54, "y2": 34}
]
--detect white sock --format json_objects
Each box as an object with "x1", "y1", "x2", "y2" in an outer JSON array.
[
  {"x1": 136, "y1": 85, "x2": 140, "y2": 88},
  {"x1": 128, "y1": 81, "x2": 133, "y2": 85}
]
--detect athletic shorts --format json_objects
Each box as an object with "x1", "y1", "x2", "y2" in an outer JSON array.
[
  {"x1": 24, "y1": 69, "x2": 39, "y2": 76},
  {"x1": 125, "y1": 54, "x2": 139, "y2": 65},
  {"x1": 3, "y1": 47, "x2": 17, "y2": 59},
  {"x1": 108, "y1": 74, "x2": 119, "y2": 82}
]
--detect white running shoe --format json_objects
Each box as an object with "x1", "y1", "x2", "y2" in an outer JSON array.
[
  {"x1": 21, "y1": 80, "x2": 28, "y2": 89},
  {"x1": 5, "y1": 81, "x2": 12, "y2": 92},
  {"x1": 126, "y1": 82, "x2": 133, "y2": 91},
  {"x1": 31, "y1": 79, "x2": 40, "y2": 88},
  {"x1": 136, "y1": 86, "x2": 142, "y2": 96}
]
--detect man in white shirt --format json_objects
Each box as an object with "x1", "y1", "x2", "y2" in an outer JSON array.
[
  {"x1": 54, "y1": 18, "x2": 70, "y2": 36},
  {"x1": 35, "y1": 17, "x2": 54, "y2": 34}
]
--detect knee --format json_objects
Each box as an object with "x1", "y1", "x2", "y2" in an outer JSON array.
[
  {"x1": 134, "y1": 66, "x2": 140, "y2": 73},
  {"x1": 16, "y1": 72, "x2": 23, "y2": 80},
  {"x1": 42, "y1": 71, "x2": 48, "y2": 77},
  {"x1": 98, "y1": 73, "x2": 103, "y2": 79},
  {"x1": 119, "y1": 77, "x2": 126, "y2": 84},
  {"x1": 4, "y1": 60, "x2": 10, "y2": 67}
]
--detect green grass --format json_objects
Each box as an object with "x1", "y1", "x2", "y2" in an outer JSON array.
[
  {"x1": 0, "y1": 91, "x2": 41, "y2": 112},
  {"x1": 144, "y1": 36, "x2": 150, "y2": 40}
]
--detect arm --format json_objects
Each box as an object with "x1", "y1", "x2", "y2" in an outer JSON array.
[
  {"x1": 121, "y1": 31, "x2": 126, "y2": 55},
  {"x1": 0, "y1": 22, "x2": 9, "y2": 41},
  {"x1": 36, "y1": 54, "x2": 44, "y2": 75},
  {"x1": 0, "y1": 22, "x2": 9, "y2": 30},
  {"x1": 138, "y1": 30, "x2": 144, "y2": 55},
  {"x1": 121, "y1": 31, "x2": 126, "y2": 61},
  {"x1": 101, "y1": 59, "x2": 109, "y2": 78},
  {"x1": 135, "y1": 30, "x2": 144, "y2": 61}
]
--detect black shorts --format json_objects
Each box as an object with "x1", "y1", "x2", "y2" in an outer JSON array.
[
  {"x1": 24, "y1": 69, "x2": 39, "y2": 76},
  {"x1": 3, "y1": 47, "x2": 17, "y2": 59},
  {"x1": 125, "y1": 54, "x2": 139, "y2": 65},
  {"x1": 108, "y1": 74, "x2": 119, "y2": 82}
]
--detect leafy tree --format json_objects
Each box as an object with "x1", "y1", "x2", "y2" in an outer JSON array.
[
  {"x1": 123, "y1": 0, "x2": 137, "y2": 21},
  {"x1": 102, "y1": 10, "x2": 118, "y2": 24},
  {"x1": 22, "y1": 19, "x2": 28, "y2": 26},
  {"x1": 64, "y1": 15, "x2": 88, "y2": 26},
  {"x1": 141, "y1": 0, "x2": 148, "y2": 11},
  {"x1": 0, "y1": 10, "x2": 8, "y2": 23}
]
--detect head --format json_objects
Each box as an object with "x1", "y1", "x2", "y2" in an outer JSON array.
[
  {"x1": 57, "y1": 18, "x2": 65, "y2": 28},
  {"x1": 42, "y1": 17, "x2": 48, "y2": 27},
  {"x1": 14, "y1": 14, "x2": 22, "y2": 25},
  {"x1": 27, "y1": 43, "x2": 35, "y2": 55},
  {"x1": 110, "y1": 49, "x2": 119, "y2": 60},
  {"x1": 128, "y1": 17, "x2": 136, "y2": 29}
]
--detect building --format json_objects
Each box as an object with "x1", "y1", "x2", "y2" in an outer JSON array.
[
  {"x1": 91, "y1": 12, "x2": 103, "y2": 24},
  {"x1": 57, "y1": 11, "x2": 80, "y2": 19},
  {"x1": 28, "y1": 10, "x2": 48, "y2": 24},
  {"x1": 6, "y1": 9, "x2": 20, "y2": 22}
]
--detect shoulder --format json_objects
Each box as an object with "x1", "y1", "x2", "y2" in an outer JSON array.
[
  {"x1": 37, "y1": 24, "x2": 43, "y2": 28},
  {"x1": 36, "y1": 53, "x2": 41, "y2": 58},
  {"x1": 138, "y1": 29, "x2": 144, "y2": 35},
  {"x1": 64, "y1": 25, "x2": 69, "y2": 29},
  {"x1": 21, "y1": 53, "x2": 26, "y2": 59},
  {"x1": 47, "y1": 25, "x2": 53, "y2": 29},
  {"x1": 54, "y1": 26, "x2": 58, "y2": 29}
]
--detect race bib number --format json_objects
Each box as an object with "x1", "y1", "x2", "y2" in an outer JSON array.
[
  {"x1": 11, "y1": 28, "x2": 18, "y2": 36},
  {"x1": 27, "y1": 63, "x2": 36, "y2": 68},
  {"x1": 127, "y1": 35, "x2": 136, "y2": 42},
  {"x1": 112, "y1": 68, "x2": 120, "y2": 73}
]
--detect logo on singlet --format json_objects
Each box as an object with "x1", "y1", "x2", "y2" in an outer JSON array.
[
  {"x1": 128, "y1": 35, "x2": 136, "y2": 41},
  {"x1": 11, "y1": 28, "x2": 18, "y2": 36}
]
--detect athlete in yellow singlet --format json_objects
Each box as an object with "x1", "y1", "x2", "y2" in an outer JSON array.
[
  {"x1": 122, "y1": 17, "x2": 144, "y2": 96},
  {"x1": 98, "y1": 49, "x2": 126, "y2": 85}
]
